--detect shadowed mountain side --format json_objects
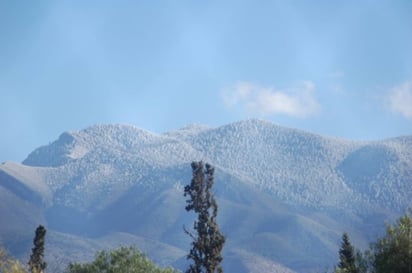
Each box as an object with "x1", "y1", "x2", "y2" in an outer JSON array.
[
  {"x1": 85, "y1": 166, "x2": 364, "y2": 271},
  {"x1": 0, "y1": 164, "x2": 47, "y2": 243},
  {"x1": 0, "y1": 184, "x2": 46, "y2": 243},
  {"x1": 0, "y1": 162, "x2": 52, "y2": 203},
  {"x1": 224, "y1": 249, "x2": 297, "y2": 273}
]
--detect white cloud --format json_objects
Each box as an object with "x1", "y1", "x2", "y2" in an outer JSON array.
[
  {"x1": 222, "y1": 82, "x2": 254, "y2": 107},
  {"x1": 222, "y1": 81, "x2": 320, "y2": 118},
  {"x1": 388, "y1": 81, "x2": 412, "y2": 119}
]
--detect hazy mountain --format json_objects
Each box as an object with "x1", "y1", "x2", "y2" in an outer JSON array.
[{"x1": 1, "y1": 119, "x2": 411, "y2": 272}]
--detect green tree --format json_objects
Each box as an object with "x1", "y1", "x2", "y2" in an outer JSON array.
[
  {"x1": 336, "y1": 232, "x2": 359, "y2": 273},
  {"x1": 65, "y1": 246, "x2": 178, "y2": 273},
  {"x1": 184, "y1": 161, "x2": 225, "y2": 273},
  {"x1": 28, "y1": 225, "x2": 47, "y2": 273},
  {"x1": 369, "y1": 212, "x2": 412, "y2": 273},
  {"x1": 0, "y1": 247, "x2": 26, "y2": 273},
  {"x1": 354, "y1": 250, "x2": 368, "y2": 273}
]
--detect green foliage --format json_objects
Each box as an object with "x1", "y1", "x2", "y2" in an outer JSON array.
[
  {"x1": 28, "y1": 225, "x2": 47, "y2": 273},
  {"x1": 335, "y1": 212, "x2": 412, "y2": 273},
  {"x1": 354, "y1": 250, "x2": 368, "y2": 273},
  {"x1": 369, "y1": 212, "x2": 412, "y2": 273},
  {"x1": 184, "y1": 161, "x2": 225, "y2": 273},
  {"x1": 336, "y1": 232, "x2": 359, "y2": 273},
  {"x1": 0, "y1": 247, "x2": 26, "y2": 273},
  {"x1": 65, "y1": 246, "x2": 179, "y2": 273}
]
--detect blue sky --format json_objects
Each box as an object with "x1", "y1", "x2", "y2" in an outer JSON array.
[{"x1": 1, "y1": 1, "x2": 412, "y2": 162}]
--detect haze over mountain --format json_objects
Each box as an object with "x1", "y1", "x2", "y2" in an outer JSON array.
[{"x1": 1, "y1": 119, "x2": 411, "y2": 272}]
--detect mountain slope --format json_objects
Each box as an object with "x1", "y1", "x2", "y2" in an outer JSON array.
[{"x1": 1, "y1": 119, "x2": 411, "y2": 272}]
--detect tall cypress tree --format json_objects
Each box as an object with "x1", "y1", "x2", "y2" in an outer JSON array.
[
  {"x1": 184, "y1": 161, "x2": 225, "y2": 273},
  {"x1": 28, "y1": 225, "x2": 47, "y2": 273},
  {"x1": 337, "y1": 232, "x2": 358, "y2": 273}
]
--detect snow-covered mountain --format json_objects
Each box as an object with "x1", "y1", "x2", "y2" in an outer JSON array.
[{"x1": 1, "y1": 119, "x2": 411, "y2": 272}]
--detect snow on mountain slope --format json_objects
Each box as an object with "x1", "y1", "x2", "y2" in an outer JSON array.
[
  {"x1": 19, "y1": 120, "x2": 411, "y2": 212},
  {"x1": 1, "y1": 119, "x2": 411, "y2": 273},
  {"x1": 23, "y1": 125, "x2": 163, "y2": 167},
  {"x1": 185, "y1": 120, "x2": 356, "y2": 206},
  {"x1": 9, "y1": 119, "x2": 412, "y2": 228},
  {"x1": 337, "y1": 141, "x2": 412, "y2": 210},
  {"x1": 181, "y1": 120, "x2": 411, "y2": 211},
  {"x1": 21, "y1": 124, "x2": 206, "y2": 210}
]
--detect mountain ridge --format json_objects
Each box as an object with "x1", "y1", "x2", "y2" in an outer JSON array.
[{"x1": 1, "y1": 119, "x2": 411, "y2": 272}]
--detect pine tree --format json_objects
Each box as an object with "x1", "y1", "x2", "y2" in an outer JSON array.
[
  {"x1": 337, "y1": 232, "x2": 359, "y2": 273},
  {"x1": 28, "y1": 225, "x2": 47, "y2": 273},
  {"x1": 184, "y1": 161, "x2": 225, "y2": 273}
]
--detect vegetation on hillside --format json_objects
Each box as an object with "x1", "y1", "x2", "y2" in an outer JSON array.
[{"x1": 65, "y1": 246, "x2": 178, "y2": 273}]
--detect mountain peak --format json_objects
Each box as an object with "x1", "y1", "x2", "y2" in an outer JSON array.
[
  {"x1": 22, "y1": 124, "x2": 160, "y2": 167},
  {"x1": 23, "y1": 131, "x2": 81, "y2": 167}
]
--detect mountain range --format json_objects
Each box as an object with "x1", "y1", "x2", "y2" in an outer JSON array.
[{"x1": 1, "y1": 119, "x2": 411, "y2": 272}]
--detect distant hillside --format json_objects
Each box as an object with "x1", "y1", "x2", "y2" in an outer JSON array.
[{"x1": 1, "y1": 119, "x2": 411, "y2": 272}]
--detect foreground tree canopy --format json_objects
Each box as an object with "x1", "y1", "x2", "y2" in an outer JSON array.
[
  {"x1": 336, "y1": 212, "x2": 412, "y2": 273},
  {"x1": 369, "y1": 212, "x2": 412, "y2": 273},
  {"x1": 65, "y1": 246, "x2": 178, "y2": 273}
]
